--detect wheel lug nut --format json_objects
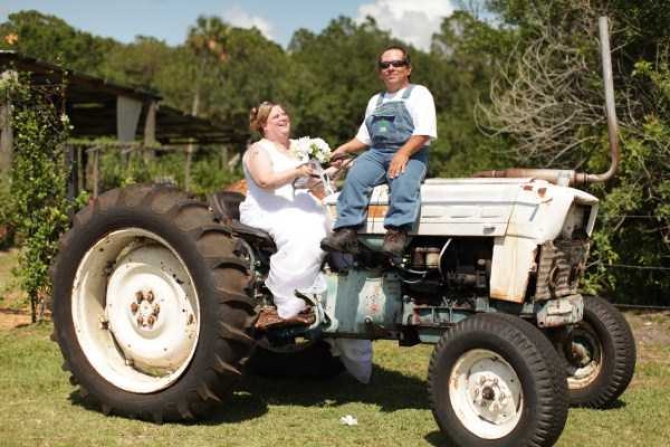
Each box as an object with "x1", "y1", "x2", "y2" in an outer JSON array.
[
  {"x1": 153, "y1": 304, "x2": 160, "y2": 316},
  {"x1": 145, "y1": 291, "x2": 154, "y2": 303},
  {"x1": 130, "y1": 302, "x2": 139, "y2": 314},
  {"x1": 137, "y1": 315, "x2": 144, "y2": 325},
  {"x1": 135, "y1": 291, "x2": 144, "y2": 303},
  {"x1": 147, "y1": 315, "x2": 156, "y2": 326}
]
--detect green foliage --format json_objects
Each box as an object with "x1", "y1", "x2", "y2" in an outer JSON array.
[
  {"x1": 0, "y1": 173, "x2": 14, "y2": 249},
  {"x1": 484, "y1": 0, "x2": 670, "y2": 304},
  {"x1": 95, "y1": 146, "x2": 241, "y2": 196},
  {"x1": 0, "y1": 10, "x2": 118, "y2": 75},
  {"x1": 6, "y1": 75, "x2": 72, "y2": 320}
]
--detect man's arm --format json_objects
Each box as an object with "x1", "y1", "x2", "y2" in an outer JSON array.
[
  {"x1": 330, "y1": 138, "x2": 368, "y2": 162},
  {"x1": 388, "y1": 135, "x2": 430, "y2": 178}
]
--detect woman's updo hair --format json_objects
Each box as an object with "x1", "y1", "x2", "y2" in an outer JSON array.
[{"x1": 249, "y1": 101, "x2": 277, "y2": 135}]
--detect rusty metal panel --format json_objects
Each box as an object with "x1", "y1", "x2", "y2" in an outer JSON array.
[
  {"x1": 322, "y1": 270, "x2": 402, "y2": 336},
  {"x1": 535, "y1": 240, "x2": 590, "y2": 301},
  {"x1": 489, "y1": 236, "x2": 537, "y2": 303},
  {"x1": 536, "y1": 294, "x2": 584, "y2": 328}
]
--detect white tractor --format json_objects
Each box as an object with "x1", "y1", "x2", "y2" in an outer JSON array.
[{"x1": 50, "y1": 17, "x2": 634, "y2": 447}]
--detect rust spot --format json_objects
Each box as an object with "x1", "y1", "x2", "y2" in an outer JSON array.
[
  {"x1": 367, "y1": 205, "x2": 388, "y2": 219},
  {"x1": 224, "y1": 178, "x2": 248, "y2": 194},
  {"x1": 490, "y1": 289, "x2": 525, "y2": 303},
  {"x1": 538, "y1": 187, "x2": 547, "y2": 198},
  {"x1": 523, "y1": 184, "x2": 533, "y2": 191}
]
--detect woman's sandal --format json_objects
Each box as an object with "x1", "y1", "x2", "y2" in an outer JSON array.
[{"x1": 254, "y1": 306, "x2": 316, "y2": 331}]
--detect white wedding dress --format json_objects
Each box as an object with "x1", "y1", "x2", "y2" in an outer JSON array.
[
  {"x1": 240, "y1": 138, "x2": 331, "y2": 319},
  {"x1": 239, "y1": 138, "x2": 373, "y2": 384}
]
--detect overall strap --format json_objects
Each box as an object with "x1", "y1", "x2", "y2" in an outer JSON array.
[
  {"x1": 375, "y1": 91, "x2": 385, "y2": 107},
  {"x1": 375, "y1": 84, "x2": 414, "y2": 107},
  {"x1": 401, "y1": 84, "x2": 415, "y2": 100}
]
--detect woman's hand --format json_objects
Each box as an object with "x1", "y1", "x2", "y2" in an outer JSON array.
[
  {"x1": 245, "y1": 143, "x2": 318, "y2": 191},
  {"x1": 296, "y1": 162, "x2": 317, "y2": 178}
]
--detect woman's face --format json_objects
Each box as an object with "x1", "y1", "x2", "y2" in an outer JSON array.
[{"x1": 263, "y1": 105, "x2": 291, "y2": 140}]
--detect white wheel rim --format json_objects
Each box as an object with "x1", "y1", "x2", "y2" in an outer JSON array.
[
  {"x1": 72, "y1": 228, "x2": 200, "y2": 393},
  {"x1": 568, "y1": 330, "x2": 603, "y2": 389},
  {"x1": 449, "y1": 349, "x2": 523, "y2": 439}
]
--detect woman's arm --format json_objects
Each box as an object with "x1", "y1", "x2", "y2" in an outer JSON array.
[{"x1": 244, "y1": 143, "x2": 314, "y2": 190}]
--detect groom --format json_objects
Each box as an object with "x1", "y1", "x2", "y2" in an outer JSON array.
[{"x1": 321, "y1": 45, "x2": 437, "y2": 258}]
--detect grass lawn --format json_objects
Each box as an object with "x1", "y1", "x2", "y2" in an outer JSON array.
[{"x1": 1, "y1": 249, "x2": 669, "y2": 446}]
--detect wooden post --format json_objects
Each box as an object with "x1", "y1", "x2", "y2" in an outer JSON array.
[
  {"x1": 66, "y1": 144, "x2": 77, "y2": 201},
  {"x1": 220, "y1": 145, "x2": 229, "y2": 171},
  {"x1": 77, "y1": 146, "x2": 84, "y2": 193},
  {"x1": 0, "y1": 100, "x2": 12, "y2": 176},
  {"x1": 93, "y1": 148, "x2": 100, "y2": 198},
  {"x1": 143, "y1": 101, "x2": 157, "y2": 163},
  {"x1": 184, "y1": 143, "x2": 194, "y2": 190}
]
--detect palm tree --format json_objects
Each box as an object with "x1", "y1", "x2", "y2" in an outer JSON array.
[{"x1": 184, "y1": 16, "x2": 230, "y2": 188}]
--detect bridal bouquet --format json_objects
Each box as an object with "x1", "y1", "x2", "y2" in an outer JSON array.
[
  {"x1": 290, "y1": 137, "x2": 332, "y2": 165},
  {"x1": 290, "y1": 137, "x2": 335, "y2": 196}
]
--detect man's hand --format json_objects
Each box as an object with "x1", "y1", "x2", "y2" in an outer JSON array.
[
  {"x1": 388, "y1": 152, "x2": 410, "y2": 179},
  {"x1": 330, "y1": 146, "x2": 351, "y2": 163},
  {"x1": 330, "y1": 138, "x2": 368, "y2": 167},
  {"x1": 296, "y1": 162, "x2": 318, "y2": 178}
]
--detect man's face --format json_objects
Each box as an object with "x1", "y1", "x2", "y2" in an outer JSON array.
[{"x1": 378, "y1": 49, "x2": 411, "y2": 92}]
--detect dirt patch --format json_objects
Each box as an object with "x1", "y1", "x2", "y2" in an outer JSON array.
[
  {"x1": 624, "y1": 311, "x2": 670, "y2": 364},
  {"x1": 0, "y1": 308, "x2": 31, "y2": 330}
]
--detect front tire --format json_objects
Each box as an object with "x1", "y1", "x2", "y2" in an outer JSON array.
[
  {"x1": 51, "y1": 184, "x2": 257, "y2": 421},
  {"x1": 565, "y1": 295, "x2": 636, "y2": 408},
  {"x1": 428, "y1": 313, "x2": 568, "y2": 447}
]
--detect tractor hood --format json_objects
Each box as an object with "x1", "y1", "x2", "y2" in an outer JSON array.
[{"x1": 323, "y1": 177, "x2": 599, "y2": 243}]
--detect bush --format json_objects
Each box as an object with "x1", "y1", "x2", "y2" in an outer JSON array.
[{"x1": 5, "y1": 74, "x2": 72, "y2": 321}]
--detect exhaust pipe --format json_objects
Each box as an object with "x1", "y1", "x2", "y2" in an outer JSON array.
[{"x1": 474, "y1": 16, "x2": 620, "y2": 187}]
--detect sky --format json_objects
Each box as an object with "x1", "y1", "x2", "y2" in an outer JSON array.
[{"x1": 0, "y1": 0, "x2": 458, "y2": 51}]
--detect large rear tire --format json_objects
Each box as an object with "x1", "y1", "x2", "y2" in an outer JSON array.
[
  {"x1": 428, "y1": 313, "x2": 568, "y2": 447},
  {"x1": 565, "y1": 295, "x2": 636, "y2": 408},
  {"x1": 51, "y1": 184, "x2": 257, "y2": 422}
]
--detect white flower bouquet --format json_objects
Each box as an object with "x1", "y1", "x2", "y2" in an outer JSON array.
[
  {"x1": 290, "y1": 136, "x2": 335, "y2": 196},
  {"x1": 290, "y1": 137, "x2": 332, "y2": 165}
]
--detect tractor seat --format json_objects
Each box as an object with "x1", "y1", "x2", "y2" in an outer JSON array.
[{"x1": 207, "y1": 190, "x2": 277, "y2": 253}]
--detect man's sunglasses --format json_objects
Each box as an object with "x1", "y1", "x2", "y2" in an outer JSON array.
[{"x1": 378, "y1": 59, "x2": 408, "y2": 69}]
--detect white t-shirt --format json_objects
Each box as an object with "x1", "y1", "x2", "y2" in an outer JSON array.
[{"x1": 355, "y1": 84, "x2": 437, "y2": 147}]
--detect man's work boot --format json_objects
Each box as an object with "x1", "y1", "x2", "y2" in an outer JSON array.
[
  {"x1": 381, "y1": 227, "x2": 408, "y2": 259},
  {"x1": 320, "y1": 227, "x2": 360, "y2": 254}
]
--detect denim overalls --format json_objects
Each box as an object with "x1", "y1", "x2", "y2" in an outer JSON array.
[{"x1": 334, "y1": 84, "x2": 428, "y2": 230}]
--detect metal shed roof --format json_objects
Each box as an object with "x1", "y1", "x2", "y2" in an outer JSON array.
[{"x1": 0, "y1": 50, "x2": 237, "y2": 145}]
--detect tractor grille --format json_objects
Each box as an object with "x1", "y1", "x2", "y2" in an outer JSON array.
[{"x1": 535, "y1": 239, "x2": 590, "y2": 301}]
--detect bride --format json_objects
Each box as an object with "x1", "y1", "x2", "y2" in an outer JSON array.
[
  {"x1": 239, "y1": 101, "x2": 372, "y2": 383},
  {"x1": 240, "y1": 101, "x2": 332, "y2": 324}
]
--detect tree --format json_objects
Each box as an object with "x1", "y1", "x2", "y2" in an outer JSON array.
[
  {"x1": 0, "y1": 10, "x2": 117, "y2": 75},
  {"x1": 481, "y1": 0, "x2": 670, "y2": 303}
]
